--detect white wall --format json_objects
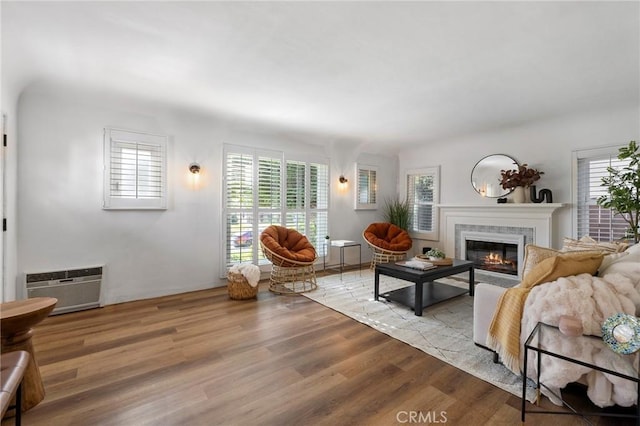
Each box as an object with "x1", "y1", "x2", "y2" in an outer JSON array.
[
  {"x1": 398, "y1": 103, "x2": 640, "y2": 250},
  {"x1": 19, "y1": 86, "x2": 635, "y2": 306},
  {"x1": 15, "y1": 85, "x2": 397, "y2": 304}
]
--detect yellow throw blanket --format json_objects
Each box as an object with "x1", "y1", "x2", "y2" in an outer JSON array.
[
  {"x1": 487, "y1": 251, "x2": 604, "y2": 374},
  {"x1": 487, "y1": 286, "x2": 539, "y2": 374}
]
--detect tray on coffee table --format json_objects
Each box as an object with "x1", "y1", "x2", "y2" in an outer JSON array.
[{"x1": 415, "y1": 255, "x2": 454, "y2": 266}]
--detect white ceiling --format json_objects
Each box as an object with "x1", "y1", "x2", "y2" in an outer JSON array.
[{"x1": 3, "y1": 1, "x2": 639, "y2": 149}]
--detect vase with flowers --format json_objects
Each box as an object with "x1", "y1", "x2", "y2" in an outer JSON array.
[{"x1": 499, "y1": 163, "x2": 544, "y2": 203}]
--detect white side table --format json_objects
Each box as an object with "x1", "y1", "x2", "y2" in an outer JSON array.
[{"x1": 323, "y1": 240, "x2": 362, "y2": 279}]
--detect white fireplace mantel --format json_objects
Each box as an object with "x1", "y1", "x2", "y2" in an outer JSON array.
[
  {"x1": 438, "y1": 203, "x2": 567, "y2": 260},
  {"x1": 438, "y1": 203, "x2": 566, "y2": 215}
]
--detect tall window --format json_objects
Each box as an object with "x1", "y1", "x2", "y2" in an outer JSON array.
[
  {"x1": 103, "y1": 128, "x2": 167, "y2": 210},
  {"x1": 405, "y1": 167, "x2": 440, "y2": 240},
  {"x1": 575, "y1": 147, "x2": 631, "y2": 241},
  {"x1": 223, "y1": 145, "x2": 329, "y2": 269}
]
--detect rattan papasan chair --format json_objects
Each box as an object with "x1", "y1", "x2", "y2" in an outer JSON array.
[
  {"x1": 363, "y1": 222, "x2": 413, "y2": 269},
  {"x1": 259, "y1": 225, "x2": 318, "y2": 295}
]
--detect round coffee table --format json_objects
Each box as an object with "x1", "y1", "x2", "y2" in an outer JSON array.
[{"x1": 1, "y1": 297, "x2": 57, "y2": 412}]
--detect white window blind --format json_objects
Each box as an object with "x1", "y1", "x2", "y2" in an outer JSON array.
[
  {"x1": 576, "y1": 152, "x2": 631, "y2": 241},
  {"x1": 310, "y1": 163, "x2": 329, "y2": 210},
  {"x1": 355, "y1": 164, "x2": 378, "y2": 210},
  {"x1": 256, "y1": 156, "x2": 283, "y2": 265},
  {"x1": 286, "y1": 161, "x2": 306, "y2": 210},
  {"x1": 103, "y1": 128, "x2": 167, "y2": 210},
  {"x1": 286, "y1": 161, "x2": 307, "y2": 233},
  {"x1": 225, "y1": 150, "x2": 262, "y2": 267},
  {"x1": 258, "y1": 156, "x2": 281, "y2": 209},
  {"x1": 223, "y1": 145, "x2": 329, "y2": 270},
  {"x1": 406, "y1": 167, "x2": 440, "y2": 240},
  {"x1": 309, "y1": 162, "x2": 329, "y2": 248},
  {"x1": 226, "y1": 152, "x2": 254, "y2": 210},
  {"x1": 283, "y1": 160, "x2": 329, "y2": 243}
]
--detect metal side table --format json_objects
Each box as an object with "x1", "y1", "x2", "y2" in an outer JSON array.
[
  {"x1": 523, "y1": 322, "x2": 640, "y2": 424},
  {"x1": 323, "y1": 240, "x2": 361, "y2": 279}
]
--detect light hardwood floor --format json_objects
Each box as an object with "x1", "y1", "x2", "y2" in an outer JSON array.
[{"x1": 2, "y1": 280, "x2": 636, "y2": 425}]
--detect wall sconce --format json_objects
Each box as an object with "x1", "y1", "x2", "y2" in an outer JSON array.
[
  {"x1": 189, "y1": 163, "x2": 201, "y2": 174},
  {"x1": 189, "y1": 162, "x2": 201, "y2": 188},
  {"x1": 338, "y1": 175, "x2": 348, "y2": 191}
]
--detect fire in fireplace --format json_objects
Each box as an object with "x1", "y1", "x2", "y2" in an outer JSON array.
[{"x1": 465, "y1": 240, "x2": 518, "y2": 276}]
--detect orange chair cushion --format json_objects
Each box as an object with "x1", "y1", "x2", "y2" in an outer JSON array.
[
  {"x1": 260, "y1": 225, "x2": 317, "y2": 263},
  {"x1": 364, "y1": 222, "x2": 412, "y2": 252}
]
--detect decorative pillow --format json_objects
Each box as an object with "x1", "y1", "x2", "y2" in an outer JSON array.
[
  {"x1": 521, "y1": 245, "x2": 561, "y2": 280},
  {"x1": 598, "y1": 252, "x2": 629, "y2": 275},
  {"x1": 626, "y1": 243, "x2": 640, "y2": 255},
  {"x1": 521, "y1": 251, "x2": 605, "y2": 288},
  {"x1": 598, "y1": 244, "x2": 640, "y2": 277},
  {"x1": 562, "y1": 236, "x2": 628, "y2": 253}
]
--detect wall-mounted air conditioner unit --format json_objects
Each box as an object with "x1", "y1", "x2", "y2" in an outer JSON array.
[{"x1": 25, "y1": 266, "x2": 103, "y2": 315}]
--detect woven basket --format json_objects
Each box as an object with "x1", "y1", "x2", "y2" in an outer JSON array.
[{"x1": 227, "y1": 271, "x2": 259, "y2": 300}]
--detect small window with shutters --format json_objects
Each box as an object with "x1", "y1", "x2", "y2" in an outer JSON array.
[
  {"x1": 103, "y1": 128, "x2": 168, "y2": 210},
  {"x1": 355, "y1": 164, "x2": 378, "y2": 210},
  {"x1": 575, "y1": 146, "x2": 631, "y2": 241}
]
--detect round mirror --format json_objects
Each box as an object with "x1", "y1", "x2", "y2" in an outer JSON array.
[{"x1": 471, "y1": 154, "x2": 519, "y2": 198}]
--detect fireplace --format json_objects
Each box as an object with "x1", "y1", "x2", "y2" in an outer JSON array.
[
  {"x1": 461, "y1": 231, "x2": 525, "y2": 279},
  {"x1": 466, "y1": 240, "x2": 518, "y2": 276}
]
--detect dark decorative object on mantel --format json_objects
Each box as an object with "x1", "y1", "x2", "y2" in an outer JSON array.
[
  {"x1": 530, "y1": 186, "x2": 553, "y2": 203},
  {"x1": 499, "y1": 164, "x2": 544, "y2": 189},
  {"x1": 497, "y1": 198, "x2": 507, "y2": 204}
]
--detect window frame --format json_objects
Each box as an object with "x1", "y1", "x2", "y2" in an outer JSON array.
[
  {"x1": 103, "y1": 128, "x2": 168, "y2": 210},
  {"x1": 403, "y1": 166, "x2": 440, "y2": 241}
]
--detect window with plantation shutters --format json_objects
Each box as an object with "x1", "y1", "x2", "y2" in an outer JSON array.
[
  {"x1": 405, "y1": 167, "x2": 440, "y2": 240},
  {"x1": 287, "y1": 161, "x2": 306, "y2": 210},
  {"x1": 226, "y1": 152, "x2": 254, "y2": 210},
  {"x1": 575, "y1": 147, "x2": 631, "y2": 241},
  {"x1": 258, "y1": 157, "x2": 281, "y2": 210},
  {"x1": 284, "y1": 161, "x2": 329, "y2": 247},
  {"x1": 355, "y1": 164, "x2": 378, "y2": 210},
  {"x1": 223, "y1": 145, "x2": 329, "y2": 269},
  {"x1": 103, "y1": 128, "x2": 167, "y2": 210}
]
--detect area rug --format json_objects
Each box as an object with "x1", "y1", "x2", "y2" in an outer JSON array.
[{"x1": 304, "y1": 269, "x2": 536, "y2": 402}]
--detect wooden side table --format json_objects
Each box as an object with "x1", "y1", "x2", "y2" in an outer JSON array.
[{"x1": 1, "y1": 297, "x2": 57, "y2": 413}]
